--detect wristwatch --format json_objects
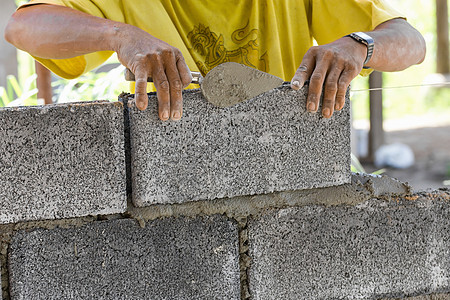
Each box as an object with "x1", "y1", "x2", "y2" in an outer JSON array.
[{"x1": 346, "y1": 32, "x2": 374, "y2": 68}]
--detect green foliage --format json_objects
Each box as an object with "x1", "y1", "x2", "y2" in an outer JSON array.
[
  {"x1": 350, "y1": 153, "x2": 385, "y2": 175},
  {"x1": 15, "y1": 0, "x2": 28, "y2": 7},
  {"x1": 52, "y1": 63, "x2": 127, "y2": 103},
  {"x1": 351, "y1": 153, "x2": 366, "y2": 173},
  {"x1": 0, "y1": 74, "x2": 38, "y2": 107},
  {"x1": 424, "y1": 87, "x2": 450, "y2": 112}
]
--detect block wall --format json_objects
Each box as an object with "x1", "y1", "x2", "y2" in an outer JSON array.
[{"x1": 1, "y1": 87, "x2": 449, "y2": 300}]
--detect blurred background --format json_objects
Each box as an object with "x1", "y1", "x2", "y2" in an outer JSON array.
[{"x1": 0, "y1": 0, "x2": 449, "y2": 191}]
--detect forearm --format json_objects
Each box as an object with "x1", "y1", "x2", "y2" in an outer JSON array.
[
  {"x1": 5, "y1": 3, "x2": 192, "y2": 119},
  {"x1": 5, "y1": 4, "x2": 122, "y2": 59},
  {"x1": 364, "y1": 18, "x2": 426, "y2": 71}
]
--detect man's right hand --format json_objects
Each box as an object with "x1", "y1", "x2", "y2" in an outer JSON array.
[
  {"x1": 112, "y1": 24, "x2": 192, "y2": 120},
  {"x1": 5, "y1": 4, "x2": 192, "y2": 121}
]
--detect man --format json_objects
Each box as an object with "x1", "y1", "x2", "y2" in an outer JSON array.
[{"x1": 5, "y1": 1, "x2": 426, "y2": 121}]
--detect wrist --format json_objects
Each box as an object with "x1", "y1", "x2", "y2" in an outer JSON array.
[
  {"x1": 345, "y1": 32, "x2": 374, "y2": 68},
  {"x1": 104, "y1": 21, "x2": 129, "y2": 52}
]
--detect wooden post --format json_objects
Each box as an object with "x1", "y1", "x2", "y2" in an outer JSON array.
[
  {"x1": 367, "y1": 71, "x2": 384, "y2": 162},
  {"x1": 35, "y1": 61, "x2": 53, "y2": 105},
  {"x1": 436, "y1": 0, "x2": 450, "y2": 74}
]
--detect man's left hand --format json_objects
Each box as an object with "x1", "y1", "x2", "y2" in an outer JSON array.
[{"x1": 290, "y1": 37, "x2": 367, "y2": 118}]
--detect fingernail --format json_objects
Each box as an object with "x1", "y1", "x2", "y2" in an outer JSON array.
[
  {"x1": 136, "y1": 102, "x2": 145, "y2": 111},
  {"x1": 323, "y1": 108, "x2": 331, "y2": 118},
  {"x1": 307, "y1": 102, "x2": 316, "y2": 112},
  {"x1": 162, "y1": 111, "x2": 169, "y2": 120},
  {"x1": 291, "y1": 81, "x2": 300, "y2": 89},
  {"x1": 172, "y1": 111, "x2": 181, "y2": 120},
  {"x1": 335, "y1": 103, "x2": 340, "y2": 111}
]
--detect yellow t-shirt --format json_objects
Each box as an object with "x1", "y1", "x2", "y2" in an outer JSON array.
[{"x1": 22, "y1": 0, "x2": 404, "y2": 81}]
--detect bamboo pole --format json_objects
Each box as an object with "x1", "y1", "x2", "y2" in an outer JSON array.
[{"x1": 436, "y1": 0, "x2": 449, "y2": 74}]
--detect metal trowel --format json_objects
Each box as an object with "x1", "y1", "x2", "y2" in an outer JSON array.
[{"x1": 124, "y1": 62, "x2": 284, "y2": 108}]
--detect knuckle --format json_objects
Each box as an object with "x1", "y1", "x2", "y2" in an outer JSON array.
[
  {"x1": 182, "y1": 72, "x2": 193, "y2": 82},
  {"x1": 308, "y1": 93, "x2": 319, "y2": 101},
  {"x1": 161, "y1": 47, "x2": 175, "y2": 58},
  {"x1": 310, "y1": 73, "x2": 323, "y2": 82},
  {"x1": 297, "y1": 65, "x2": 308, "y2": 73},
  {"x1": 325, "y1": 81, "x2": 337, "y2": 92},
  {"x1": 159, "y1": 80, "x2": 170, "y2": 91},
  {"x1": 135, "y1": 78, "x2": 148, "y2": 84},
  {"x1": 171, "y1": 79, "x2": 183, "y2": 90},
  {"x1": 173, "y1": 47, "x2": 183, "y2": 58},
  {"x1": 345, "y1": 62, "x2": 358, "y2": 72},
  {"x1": 134, "y1": 54, "x2": 146, "y2": 62},
  {"x1": 336, "y1": 55, "x2": 346, "y2": 65},
  {"x1": 321, "y1": 48, "x2": 334, "y2": 59},
  {"x1": 323, "y1": 98, "x2": 334, "y2": 104},
  {"x1": 338, "y1": 82, "x2": 348, "y2": 91},
  {"x1": 308, "y1": 46, "x2": 319, "y2": 54},
  {"x1": 147, "y1": 52, "x2": 161, "y2": 63}
]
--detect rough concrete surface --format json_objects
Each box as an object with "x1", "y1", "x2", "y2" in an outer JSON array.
[
  {"x1": 0, "y1": 101, "x2": 126, "y2": 224},
  {"x1": 383, "y1": 293, "x2": 450, "y2": 300},
  {"x1": 9, "y1": 215, "x2": 240, "y2": 300},
  {"x1": 1, "y1": 215, "x2": 98, "y2": 300},
  {"x1": 248, "y1": 191, "x2": 450, "y2": 299},
  {"x1": 126, "y1": 83, "x2": 351, "y2": 206}
]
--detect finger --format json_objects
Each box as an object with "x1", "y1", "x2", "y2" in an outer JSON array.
[
  {"x1": 335, "y1": 71, "x2": 354, "y2": 111},
  {"x1": 175, "y1": 51, "x2": 193, "y2": 88},
  {"x1": 134, "y1": 67, "x2": 149, "y2": 111},
  {"x1": 291, "y1": 50, "x2": 316, "y2": 90},
  {"x1": 322, "y1": 65, "x2": 342, "y2": 118},
  {"x1": 165, "y1": 53, "x2": 184, "y2": 121},
  {"x1": 306, "y1": 53, "x2": 332, "y2": 113},
  {"x1": 152, "y1": 61, "x2": 171, "y2": 121}
]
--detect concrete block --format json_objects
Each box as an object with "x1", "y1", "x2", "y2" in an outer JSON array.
[
  {"x1": 126, "y1": 84, "x2": 351, "y2": 206},
  {"x1": 9, "y1": 215, "x2": 240, "y2": 300},
  {"x1": 0, "y1": 101, "x2": 126, "y2": 224},
  {"x1": 248, "y1": 194, "x2": 450, "y2": 299},
  {"x1": 383, "y1": 294, "x2": 450, "y2": 300}
]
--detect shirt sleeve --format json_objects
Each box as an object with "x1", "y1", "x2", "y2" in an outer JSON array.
[
  {"x1": 18, "y1": 0, "x2": 117, "y2": 79},
  {"x1": 310, "y1": 0, "x2": 405, "y2": 76},
  {"x1": 311, "y1": 0, "x2": 406, "y2": 45}
]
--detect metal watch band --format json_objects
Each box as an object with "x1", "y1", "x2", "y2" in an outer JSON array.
[{"x1": 346, "y1": 32, "x2": 374, "y2": 67}]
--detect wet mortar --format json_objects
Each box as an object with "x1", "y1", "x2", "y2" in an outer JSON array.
[{"x1": 201, "y1": 62, "x2": 284, "y2": 107}]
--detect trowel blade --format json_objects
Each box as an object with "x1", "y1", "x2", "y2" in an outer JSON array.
[{"x1": 201, "y1": 62, "x2": 284, "y2": 108}]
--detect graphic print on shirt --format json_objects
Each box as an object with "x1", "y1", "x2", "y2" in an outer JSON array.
[{"x1": 187, "y1": 21, "x2": 268, "y2": 75}]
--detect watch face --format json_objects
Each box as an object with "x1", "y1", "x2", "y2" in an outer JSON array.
[
  {"x1": 351, "y1": 33, "x2": 368, "y2": 46},
  {"x1": 353, "y1": 32, "x2": 374, "y2": 47},
  {"x1": 348, "y1": 32, "x2": 374, "y2": 65}
]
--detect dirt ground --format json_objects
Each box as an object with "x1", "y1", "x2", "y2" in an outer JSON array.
[{"x1": 362, "y1": 122, "x2": 450, "y2": 192}]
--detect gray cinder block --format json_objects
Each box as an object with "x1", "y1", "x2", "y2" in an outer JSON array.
[
  {"x1": 0, "y1": 101, "x2": 126, "y2": 224},
  {"x1": 126, "y1": 84, "x2": 351, "y2": 206},
  {"x1": 248, "y1": 195, "x2": 450, "y2": 299},
  {"x1": 9, "y1": 216, "x2": 240, "y2": 300}
]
